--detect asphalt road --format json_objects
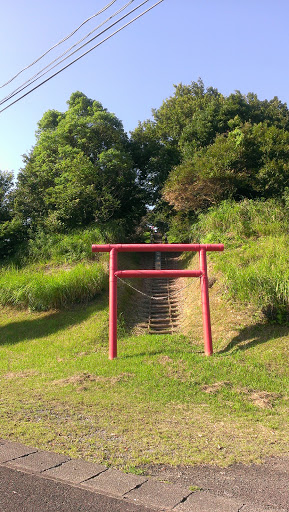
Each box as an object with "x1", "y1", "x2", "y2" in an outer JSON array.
[
  {"x1": 0, "y1": 466, "x2": 155, "y2": 512},
  {"x1": 148, "y1": 456, "x2": 289, "y2": 511}
]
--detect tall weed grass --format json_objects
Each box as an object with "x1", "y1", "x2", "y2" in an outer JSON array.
[
  {"x1": 0, "y1": 262, "x2": 107, "y2": 311},
  {"x1": 25, "y1": 222, "x2": 125, "y2": 265},
  {"x1": 190, "y1": 199, "x2": 289, "y2": 322},
  {"x1": 190, "y1": 199, "x2": 289, "y2": 245},
  {"x1": 0, "y1": 223, "x2": 118, "y2": 310},
  {"x1": 215, "y1": 236, "x2": 289, "y2": 321}
]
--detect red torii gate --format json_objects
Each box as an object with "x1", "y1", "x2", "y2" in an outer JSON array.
[{"x1": 92, "y1": 243, "x2": 224, "y2": 359}]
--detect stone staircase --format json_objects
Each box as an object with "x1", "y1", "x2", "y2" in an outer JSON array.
[
  {"x1": 125, "y1": 237, "x2": 181, "y2": 335},
  {"x1": 148, "y1": 248, "x2": 180, "y2": 335}
]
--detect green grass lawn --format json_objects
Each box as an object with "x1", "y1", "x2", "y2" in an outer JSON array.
[{"x1": 0, "y1": 293, "x2": 288, "y2": 472}]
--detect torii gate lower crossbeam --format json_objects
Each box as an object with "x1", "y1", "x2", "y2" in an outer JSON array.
[{"x1": 91, "y1": 243, "x2": 224, "y2": 359}]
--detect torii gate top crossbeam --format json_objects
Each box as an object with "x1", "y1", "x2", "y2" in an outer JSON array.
[{"x1": 92, "y1": 243, "x2": 224, "y2": 253}]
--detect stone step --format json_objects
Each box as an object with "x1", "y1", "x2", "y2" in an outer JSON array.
[
  {"x1": 150, "y1": 310, "x2": 170, "y2": 314},
  {"x1": 149, "y1": 319, "x2": 172, "y2": 325},
  {"x1": 149, "y1": 325, "x2": 172, "y2": 330},
  {"x1": 150, "y1": 310, "x2": 170, "y2": 315},
  {"x1": 150, "y1": 319, "x2": 171, "y2": 323},
  {"x1": 150, "y1": 304, "x2": 170, "y2": 308},
  {"x1": 151, "y1": 300, "x2": 169, "y2": 305},
  {"x1": 149, "y1": 329, "x2": 172, "y2": 335},
  {"x1": 149, "y1": 324, "x2": 172, "y2": 329},
  {"x1": 148, "y1": 305, "x2": 171, "y2": 310},
  {"x1": 150, "y1": 313, "x2": 170, "y2": 317}
]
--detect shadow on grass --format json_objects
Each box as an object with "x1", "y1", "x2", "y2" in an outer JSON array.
[
  {"x1": 218, "y1": 322, "x2": 289, "y2": 353},
  {"x1": 120, "y1": 334, "x2": 195, "y2": 360},
  {"x1": 0, "y1": 298, "x2": 107, "y2": 346},
  {"x1": 121, "y1": 348, "x2": 168, "y2": 359}
]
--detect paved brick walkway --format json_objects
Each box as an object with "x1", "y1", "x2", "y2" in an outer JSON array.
[{"x1": 0, "y1": 439, "x2": 287, "y2": 511}]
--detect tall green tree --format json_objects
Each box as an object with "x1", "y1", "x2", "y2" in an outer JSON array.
[
  {"x1": 0, "y1": 171, "x2": 14, "y2": 222},
  {"x1": 163, "y1": 122, "x2": 289, "y2": 212},
  {"x1": 15, "y1": 92, "x2": 145, "y2": 233},
  {"x1": 130, "y1": 79, "x2": 289, "y2": 215},
  {"x1": 0, "y1": 171, "x2": 27, "y2": 258}
]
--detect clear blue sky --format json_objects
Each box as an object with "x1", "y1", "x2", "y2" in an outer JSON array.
[{"x1": 1, "y1": 0, "x2": 289, "y2": 176}]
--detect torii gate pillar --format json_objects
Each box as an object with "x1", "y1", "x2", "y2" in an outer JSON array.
[{"x1": 109, "y1": 248, "x2": 118, "y2": 359}]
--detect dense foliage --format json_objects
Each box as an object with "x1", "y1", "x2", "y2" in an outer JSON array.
[
  {"x1": 163, "y1": 122, "x2": 289, "y2": 212},
  {"x1": 1, "y1": 81, "x2": 289, "y2": 319},
  {"x1": 130, "y1": 80, "x2": 289, "y2": 321},
  {"x1": 14, "y1": 92, "x2": 145, "y2": 234},
  {"x1": 2, "y1": 82, "x2": 289, "y2": 256},
  {"x1": 130, "y1": 79, "x2": 289, "y2": 234},
  {"x1": 0, "y1": 92, "x2": 148, "y2": 259}
]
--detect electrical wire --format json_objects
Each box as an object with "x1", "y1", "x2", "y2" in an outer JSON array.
[
  {"x1": 0, "y1": 0, "x2": 153, "y2": 107},
  {"x1": 0, "y1": 0, "x2": 135, "y2": 105},
  {"x1": 0, "y1": 0, "x2": 119, "y2": 88},
  {"x1": 0, "y1": 0, "x2": 164, "y2": 115}
]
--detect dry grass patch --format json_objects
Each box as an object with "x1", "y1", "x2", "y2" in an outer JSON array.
[
  {"x1": 248, "y1": 391, "x2": 281, "y2": 409},
  {"x1": 236, "y1": 388, "x2": 282, "y2": 409},
  {"x1": 157, "y1": 355, "x2": 189, "y2": 382},
  {"x1": 2, "y1": 370, "x2": 39, "y2": 380},
  {"x1": 53, "y1": 372, "x2": 135, "y2": 390},
  {"x1": 201, "y1": 381, "x2": 232, "y2": 393}
]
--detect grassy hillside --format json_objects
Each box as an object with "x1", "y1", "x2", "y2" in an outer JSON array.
[{"x1": 189, "y1": 199, "x2": 289, "y2": 323}]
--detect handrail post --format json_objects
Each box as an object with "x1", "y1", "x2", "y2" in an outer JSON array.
[
  {"x1": 109, "y1": 248, "x2": 118, "y2": 359},
  {"x1": 199, "y1": 249, "x2": 213, "y2": 356}
]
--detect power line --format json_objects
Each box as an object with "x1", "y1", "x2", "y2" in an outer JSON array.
[
  {"x1": 0, "y1": 0, "x2": 143, "y2": 107},
  {"x1": 0, "y1": 0, "x2": 136, "y2": 106},
  {"x1": 0, "y1": 0, "x2": 119, "y2": 89},
  {"x1": 0, "y1": 0, "x2": 164, "y2": 115}
]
